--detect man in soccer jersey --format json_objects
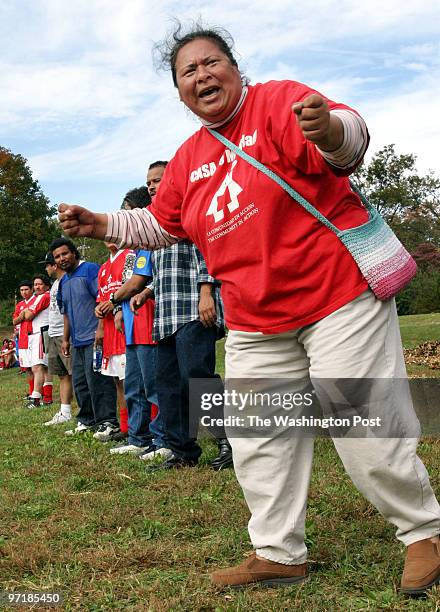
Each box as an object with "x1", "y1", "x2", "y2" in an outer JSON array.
[
  {"x1": 95, "y1": 243, "x2": 137, "y2": 440},
  {"x1": 12, "y1": 280, "x2": 35, "y2": 397},
  {"x1": 18, "y1": 274, "x2": 51, "y2": 408}
]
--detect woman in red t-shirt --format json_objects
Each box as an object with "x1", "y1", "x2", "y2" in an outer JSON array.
[{"x1": 58, "y1": 24, "x2": 440, "y2": 595}]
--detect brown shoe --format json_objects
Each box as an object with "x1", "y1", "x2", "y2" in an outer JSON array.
[
  {"x1": 401, "y1": 537, "x2": 440, "y2": 594},
  {"x1": 211, "y1": 553, "x2": 307, "y2": 589}
]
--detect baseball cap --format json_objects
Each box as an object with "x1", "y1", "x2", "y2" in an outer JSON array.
[{"x1": 39, "y1": 252, "x2": 55, "y2": 265}]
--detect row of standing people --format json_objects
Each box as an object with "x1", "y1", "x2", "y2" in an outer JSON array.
[{"x1": 14, "y1": 161, "x2": 232, "y2": 471}]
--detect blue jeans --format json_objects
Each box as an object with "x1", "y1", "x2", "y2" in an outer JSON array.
[
  {"x1": 71, "y1": 343, "x2": 118, "y2": 427},
  {"x1": 156, "y1": 320, "x2": 224, "y2": 462},
  {"x1": 124, "y1": 344, "x2": 165, "y2": 448}
]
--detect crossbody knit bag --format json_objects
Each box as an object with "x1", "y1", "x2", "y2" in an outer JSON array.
[{"x1": 208, "y1": 128, "x2": 417, "y2": 300}]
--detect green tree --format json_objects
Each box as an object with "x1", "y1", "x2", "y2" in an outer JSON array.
[
  {"x1": 0, "y1": 146, "x2": 58, "y2": 300},
  {"x1": 353, "y1": 144, "x2": 440, "y2": 250}
]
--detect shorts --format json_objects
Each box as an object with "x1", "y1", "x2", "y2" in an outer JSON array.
[
  {"x1": 102, "y1": 353, "x2": 126, "y2": 380},
  {"x1": 19, "y1": 347, "x2": 32, "y2": 368},
  {"x1": 29, "y1": 332, "x2": 48, "y2": 367},
  {"x1": 48, "y1": 335, "x2": 72, "y2": 376}
]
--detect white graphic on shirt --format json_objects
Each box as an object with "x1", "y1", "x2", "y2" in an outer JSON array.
[{"x1": 206, "y1": 160, "x2": 243, "y2": 223}]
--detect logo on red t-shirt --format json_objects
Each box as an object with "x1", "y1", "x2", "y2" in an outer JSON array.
[{"x1": 206, "y1": 160, "x2": 243, "y2": 223}]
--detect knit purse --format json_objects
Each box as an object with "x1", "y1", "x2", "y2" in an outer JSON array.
[{"x1": 208, "y1": 129, "x2": 417, "y2": 301}]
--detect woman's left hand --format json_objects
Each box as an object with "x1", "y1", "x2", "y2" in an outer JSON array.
[{"x1": 292, "y1": 94, "x2": 342, "y2": 151}]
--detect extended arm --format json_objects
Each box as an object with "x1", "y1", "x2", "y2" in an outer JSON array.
[{"x1": 59, "y1": 205, "x2": 180, "y2": 251}]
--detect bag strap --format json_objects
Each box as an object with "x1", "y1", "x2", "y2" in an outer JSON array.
[{"x1": 208, "y1": 128, "x2": 372, "y2": 235}]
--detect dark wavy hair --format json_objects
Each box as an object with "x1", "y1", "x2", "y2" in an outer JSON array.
[
  {"x1": 153, "y1": 20, "x2": 248, "y2": 88},
  {"x1": 49, "y1": 237, "x2": 80, "y2": 259},
  {"x1": 122, "y1": 186, "x2": 151, "y2": 210},
  {"x1": 32, "y1": 273, "x2": 50, "y2": 287}
]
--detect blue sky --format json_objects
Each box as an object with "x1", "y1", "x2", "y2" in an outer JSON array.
[{"x1": 1, "y1": 0, "x2": 439, "y2": 213}]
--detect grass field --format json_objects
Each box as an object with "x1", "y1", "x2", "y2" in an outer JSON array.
[{"x1": 1, "y1": 315, "x2": 440, "y2": 610}]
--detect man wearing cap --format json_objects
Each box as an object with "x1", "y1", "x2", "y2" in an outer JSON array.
[{"x1": 40, "y1": 252, "x2": 73, "y2": 426}]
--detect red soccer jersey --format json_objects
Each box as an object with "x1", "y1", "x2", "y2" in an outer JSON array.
[
  {"x1": 28, "y1": 291, "x2": 50, "y2": 333},
  {"x1": 13, "y1": 297, "x2": 35, "y2": 349},
  {"x1": 150, "y1": 80, "x2": 369, "y2": 334},
  {"x1": 97, "y1": 250, "x2": 133, "y2": 358}
]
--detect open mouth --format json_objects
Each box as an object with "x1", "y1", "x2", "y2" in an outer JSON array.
[{"x1": 199, "y1": 86, "x2": 220, "y2": 99}]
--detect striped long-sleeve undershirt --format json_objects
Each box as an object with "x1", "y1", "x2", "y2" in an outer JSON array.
[
  {"x1": 317, "y1": 109, "x2": 368, "y2": 169},
  {"x1": 105, "y1": 207, "x2": 180, "y2": 250}
]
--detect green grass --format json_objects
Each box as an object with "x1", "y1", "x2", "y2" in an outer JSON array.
[
  {"x1": 1, "y1": 314, "x2": 440, "y2": 610},
  {"x1": 399, "y1": 312, "x2": 440, "y2": 349}
]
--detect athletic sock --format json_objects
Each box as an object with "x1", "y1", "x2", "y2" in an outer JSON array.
[
  {"x1": 43, "y1": 382, "x2": 53, "y2": 403},
  {"x1": 119, "y1": 406, "x2": 128, "y2": 433},
  {"x1": 29, "y1": 378, "x2": 34, "y2": 395},
  {"x1": 60, "y1": 404, "x2": 72, "y2": 418},
  {"x1": 151, "y1": 403, "x2": 158, "y2": 420}
]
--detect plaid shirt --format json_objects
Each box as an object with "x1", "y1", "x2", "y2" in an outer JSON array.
[{"x1": 151, "y1": 241, "x2": 224, "y2": 342}]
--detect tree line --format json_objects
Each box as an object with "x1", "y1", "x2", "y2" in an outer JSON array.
[{"x1": 1, "y1": 143, "x2": 439, "y2": 325}]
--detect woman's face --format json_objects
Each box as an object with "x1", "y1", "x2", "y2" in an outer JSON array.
[{"x1": 175, "y1": 38, "x2": 242, "y2": 124}]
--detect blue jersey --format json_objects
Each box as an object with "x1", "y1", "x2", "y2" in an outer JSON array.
[
  {"x1": 122, "y1": 250, "x2": 153, "y2": 345},
  {"x1": 58, "y1": 261, "x2": 100, "y2": 347}
]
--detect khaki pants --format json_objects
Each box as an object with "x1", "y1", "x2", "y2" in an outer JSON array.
[{"x1": 225, "y1": 290, "x2": 440, "y2": 564}]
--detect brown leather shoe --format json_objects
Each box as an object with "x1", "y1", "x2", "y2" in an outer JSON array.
[
  {"x1": 401, "y1": 537, "x2": 440, "y2": 594},
  {"x1": 211, "y1": 553, "x2": 308, "y2": 589}
]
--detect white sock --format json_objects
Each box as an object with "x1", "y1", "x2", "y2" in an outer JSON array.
[
  {"x1": 31, "y1": 392, "x2": 42, "y2": 399},
  {"x1": 60, "y1": 404, "x2": 72, "y2": 417}
]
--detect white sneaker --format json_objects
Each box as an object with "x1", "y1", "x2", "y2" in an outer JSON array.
[
  {"x1": 93, "y1": 422, "x2": 120, "y2": 442},
  {"x1": 139, "y1": 447, "x2": 173, "y2": 461},
  {"x1": 65, "y1": 422, "x2": 91, "y2": 436},
  {"x1": 44, "y1": 411, "x2": 72, "y2": 426},
  {"x1": 109, "y1": 444, "x2": 150, "y2": 455}
]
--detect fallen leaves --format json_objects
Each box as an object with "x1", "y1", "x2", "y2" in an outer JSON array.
[{"x1": 404, "y1": 341, "x2": 440, "y2": 369}]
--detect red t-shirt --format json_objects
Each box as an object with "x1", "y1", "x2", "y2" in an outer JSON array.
[
  {"x1": 13, "y1": 297, "x2": 35, "y2": 349},
  {"x1": 97, "y1": 250, "x2": 132, "y2": 358},
  {"x1": 150, "y1": 80, "x2": 369, "y2": 333}
]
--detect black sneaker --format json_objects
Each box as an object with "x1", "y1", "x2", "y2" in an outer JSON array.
[
  {"x1": 25, "y1": 398, "x2": 41, "y2": 409},
  {"x1": 93, "y1": 422, "x2": 121, "y2": 442}
]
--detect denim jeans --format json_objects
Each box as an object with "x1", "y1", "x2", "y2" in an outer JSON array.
[
  {"x1": 156, "y1": 320, "x2": 224, "y2": 462},
  {"x1": 124, "y1": 344, "x2": 165, "y2": 448},
  {"x1": 71, "y1": 343, "x2": 118, "y2": 427}
]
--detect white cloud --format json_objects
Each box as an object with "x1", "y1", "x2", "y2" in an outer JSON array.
[
  {"x1": 364, "y1": 75, "x2": 440, "y2": 175},
  {"x1": 2, "y1": 0, "x2": 440, "y2": 188}
]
